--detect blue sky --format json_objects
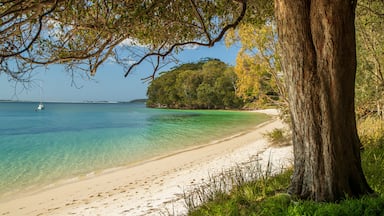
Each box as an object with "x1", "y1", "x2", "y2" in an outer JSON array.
[{"x1": 0, "y1": 42, "x2": 240, "y2": 102}]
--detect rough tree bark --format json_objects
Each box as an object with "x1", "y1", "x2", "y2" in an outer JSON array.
[{"x1": 275, "y1": 0, "x2": 373, "y2": 201}]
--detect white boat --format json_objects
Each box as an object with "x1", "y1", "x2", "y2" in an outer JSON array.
[
  {"x1": 35, "y1": 81, "x2": 45, "y2": 111},
  {"x1": 36, "y1": 102, "x2": 44, "y2": 110}
]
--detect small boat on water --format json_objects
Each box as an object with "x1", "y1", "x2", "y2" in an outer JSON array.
[
  {"x1": 36, "y1": 102, "x2": 45, "y2": 111},
  {"x1": 35, "y1": 81, "x2": 45, "y2": 111}
]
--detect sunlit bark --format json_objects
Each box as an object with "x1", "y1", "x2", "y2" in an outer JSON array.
[{"x1": 275, "y1": 0, "x2": 373, "y2": 201}]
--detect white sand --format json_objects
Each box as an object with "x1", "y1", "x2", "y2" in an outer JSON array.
[
  {"x1": 0, "y1": 110, "x2": 293, "y2": 216},
  {"x1": 251, "y1": 108, "x2": 281, "y2": 116}
]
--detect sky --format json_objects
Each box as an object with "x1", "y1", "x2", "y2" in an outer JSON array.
[{"x1": 0, "y1": 42, "x2": 240, "y2": 103}]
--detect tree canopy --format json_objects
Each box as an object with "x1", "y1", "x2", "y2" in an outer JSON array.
[
  {"x1": 226, "y1": 22, "x2": 284, "y2": 109},
  {"x1": 0, "y1": 0, "x2": 272, "y2": 81},
  {"x1": 147, "y1": 59, "x2": 243, "y2": 109}
]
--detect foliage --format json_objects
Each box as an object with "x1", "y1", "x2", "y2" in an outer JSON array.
[
  {"x1": 225, "y1": 22, "x2": 285, "y2": 109},
  {"x1": 355, "y1": 0, "x2": 384, "y2": 118},
  {"x1": 146, "y1": 59, "x2": 243, "y2": 109},
  {"x1": 0, "y1": 0, "x2": 274, "y2": 80}
]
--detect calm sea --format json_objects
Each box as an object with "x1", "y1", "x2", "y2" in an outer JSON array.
[{"x1": 0, "y1": 102, "x2": 269, "y2": 198}]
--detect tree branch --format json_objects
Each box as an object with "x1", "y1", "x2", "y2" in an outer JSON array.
[
  {"x1": 124, "y1": 0, "x2": 247, "y2": 78},
  {"x1": 0, "y1": 0, "x2": 59, "y2": 58},
  {"x1": 189, "y1": 0, "x2": 211, "y2": 42}
]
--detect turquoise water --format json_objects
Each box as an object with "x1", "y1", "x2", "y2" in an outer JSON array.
[{"x1": 0, "y1": 102, "x2": 269, "y2": 198}]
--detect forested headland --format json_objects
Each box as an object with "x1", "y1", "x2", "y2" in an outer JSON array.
[
  {"x1": 146, "y1": 59, "x2": 242, "y2": 109},
  {"x1": 146, "y1": 58, "x2": 279, "y2": 110}
]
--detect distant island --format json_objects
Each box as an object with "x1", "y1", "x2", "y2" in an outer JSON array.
[
  {"x1": 146, "y1": 59, "x2": 244, "y2": 109},
  {"x1": 119, "y1": 99, "x2": 147, "y2": 104}
]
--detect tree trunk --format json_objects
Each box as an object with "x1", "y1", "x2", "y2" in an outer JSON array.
[{"x1": 275, "y1": 0, "x2": 373, "y2": 201}]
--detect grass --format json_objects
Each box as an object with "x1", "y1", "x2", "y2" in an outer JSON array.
[
  {"x1": 185, "y1": 117, "x2": 384, "y2": 216},
  {"x1": 264, "y1": 128, "x2": 291, "y2": 147},
  {"x1": 186, "y1": 168, "x2": 293, "y2": 216},
  {"x1": 360, "y1": 117, "x2": 384, "y2": 195}
]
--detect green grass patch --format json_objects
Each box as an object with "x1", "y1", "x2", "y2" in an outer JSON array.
[
  {"x1": 187, "y1": 170, "x2": 293, "y2": 216},
  {"x1": 362, "y1": 141, "x2": 384, "y2": 195},
  {"x1": 286, "y1": 195, "x2": 384, "y2": 216},
  {"x1": 360, "y1": 116, "x2": 384, "y2": 194}
]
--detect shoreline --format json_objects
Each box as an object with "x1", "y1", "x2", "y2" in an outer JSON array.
[
  {"x1": 0, "y1": 116, "x2": 272, "y2": 202},
  {"x1": 0, "y1": 110, "x2": 293, "y2": 216}
]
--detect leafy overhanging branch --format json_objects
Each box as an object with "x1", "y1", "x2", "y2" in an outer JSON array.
[
  {"x1": 0, "y1": 0, "x2": 60, "y2": 58},
  {"x1": 0, "y1": 0, "x2": 249, "y2": 81},
  {"x1": 124, "y1": 0, "x2": 248, "y2": 79}
]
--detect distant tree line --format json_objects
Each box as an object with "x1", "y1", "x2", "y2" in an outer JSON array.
[{"x1": 146, "y1": 59, "x2": 244, "y2": 109}]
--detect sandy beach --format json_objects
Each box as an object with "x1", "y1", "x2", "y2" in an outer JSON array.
[{"x1": 0, "y1": 110, "x2": 293, "y2": 216}]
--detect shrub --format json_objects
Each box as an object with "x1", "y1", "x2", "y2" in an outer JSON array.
[{"x1": 264, "y1": 128, "x2": 291, "y2": 147}]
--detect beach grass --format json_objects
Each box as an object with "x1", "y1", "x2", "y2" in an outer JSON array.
[
  {"x1": 186, "y1": 117, "x2": 384, "y2": 216},
  {"x1": 264, "y1": 128, "x2": 291, "y2": 147}
]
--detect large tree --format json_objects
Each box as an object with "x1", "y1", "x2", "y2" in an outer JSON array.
[
  {"x1": 0, "y1": 0, "x2": 373, "y2": 201},
  {"x1": 275, "y1": 0, "x2": 372, "y2": 201}
]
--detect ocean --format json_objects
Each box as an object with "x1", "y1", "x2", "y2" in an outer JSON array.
[{"x1": 0, "y1": 102, "x2": 269, "y2": 199}]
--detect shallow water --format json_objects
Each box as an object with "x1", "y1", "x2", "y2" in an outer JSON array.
[{"x1": 0, "y1": 102, "x2": 269, "y2": 198}]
